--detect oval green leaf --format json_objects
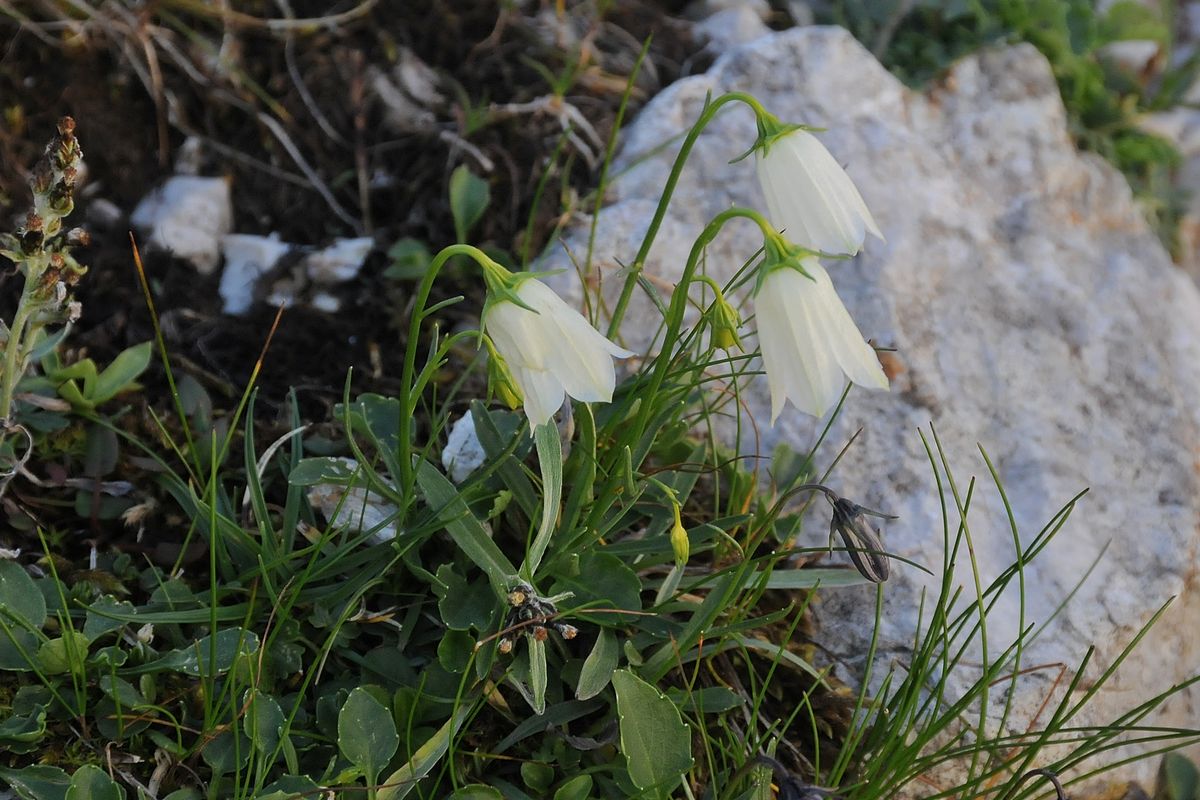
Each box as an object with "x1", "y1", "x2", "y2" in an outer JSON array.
[
  {"x1": 338, "y1": 687, "x2": 399, "y2": 785},
  {"x1": 576, "y1": 628, "x2": 618, "y2": 701},
  {"x1": 612, "y1": 669, "x2": 692, "y2": 792}
]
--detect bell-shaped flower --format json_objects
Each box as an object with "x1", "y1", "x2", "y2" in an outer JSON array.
[
  {"x1": 484, "y1": 274, "x2": 633, "y2": 428},
  {"x1": 755, "y1": 124, "x2": 882, "y2": 256},
  {"x1": 753, "y1": 246, "x2": 889, "y2": 421}
]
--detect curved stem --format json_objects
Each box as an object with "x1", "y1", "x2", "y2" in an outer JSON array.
[
  {"x1": 606, "y1": 91, "x2": 769, "y2": 339},
  {"x1": 397, "y1": 243, "x2": 492, "y2": 501},
  {"x1": 791, "y1": 483, "x2": 841, "y2": 504},
  {"x1": 631, "y1": 207, "x2": 775, "y2": 439}
]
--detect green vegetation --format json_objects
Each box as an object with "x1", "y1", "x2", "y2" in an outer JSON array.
[
  {"x1": 826, "y1": 0, "x2": 1198, "y2": 252},
  {"x1": 1, "y1": 23, "x2": 1198, "y2": 800}
]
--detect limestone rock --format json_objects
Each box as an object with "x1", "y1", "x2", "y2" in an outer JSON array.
[
  {"x1": 442, "y1": 412, "x2": 487, "y2": 484},
  {"x1": 544, "y1": 26, "x2": 1200, "y2": 785},
  {"x1": 219, "y1": 233, "x2": 291, "y2": 315},
  {"x1": 131, "y1": 176, "x2": 232, "y2": 274}
]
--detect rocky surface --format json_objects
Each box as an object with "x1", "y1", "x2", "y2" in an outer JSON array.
[{"x1": 544, "y1": 26, "x2": 1200, "y2": 785}]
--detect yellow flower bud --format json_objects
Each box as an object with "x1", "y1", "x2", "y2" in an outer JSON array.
[
  {"x1": 707, "y1": 293, "x2": 743, "y2": 351},
  {"x1": 484, "y1": 336, "x2": 523, "y2": 411},
  {"x1": 669, "y1": 501, "x2": 689, "y2": 567}
]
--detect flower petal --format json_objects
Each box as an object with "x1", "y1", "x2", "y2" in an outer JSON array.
[
  {"x1": 756, "y1": 268, "x2": 843, "y2": 420},
  {"x1": 803, "y1": 262, "x2": 890, "y2": 391},
  {"x1": 517, "y1": 279, "x2": 632, "y2": 402},
  {"x1": 485, "y1": 299, "x2": 551, "y2": 371},
  {"x1": 756, "y1": 129, "x2": 882, "y2": 256},
  {"x1": 510, "y1": 362, "x2": 565, "y2": 428}
]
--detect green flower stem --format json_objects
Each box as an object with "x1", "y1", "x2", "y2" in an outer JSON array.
[
  {"x1": 634, "y1": 207, "x2": 774, "y2": 435},
  {"x1": 0, "y1": 279, "x2": 38, "y2": 428},
  {"x1": 397, "y1": 243, "x2": 494, "y2": 500},
  {"x1": 605, "y1": 91, "x2": 770, "y2": 340},
  {"x1": 576, "y1": 207, "x2": 774, "y2": 549}
]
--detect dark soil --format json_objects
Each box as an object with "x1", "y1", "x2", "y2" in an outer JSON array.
[{"x1": 1, "y1": 0, "x2": 708, "y2": 423}]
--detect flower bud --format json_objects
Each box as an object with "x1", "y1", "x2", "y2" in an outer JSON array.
[
  {"x1": 485, "y1": 337, "x2": 523, "y2": 411},
  {"x1": 829, "y1": 497, "x2": 893, "y2": 582},
  {"x1": 669, "y1": 501, "x2": 689, "y2": 568},
  {"x1": 706, "y1": 291, "x2": 742, "y2": 351}
]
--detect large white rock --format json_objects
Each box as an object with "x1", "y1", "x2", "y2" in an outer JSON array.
[{"x1": 545, "y1": 27, "x2": 1200, "y2": 787}]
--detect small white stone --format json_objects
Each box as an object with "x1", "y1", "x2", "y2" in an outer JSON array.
[
  {"x1": 131, "y1": 176, "x2": 233, "y2": 275},
  {"x1": 441, "y1": 412, "x2": 487, "y2": 484},
  {"x1": 307, "y1": 458, "x2": 400, "y2": 544},
  {"x1": 304, "y1": 237, "x2": 374, "y2": 284},
  {"x1": 310, "y1": 291, "x2": 342, "y2": 313},
  {"x1": 85, "y1": 197, "x2": 123, "y2": 230},
  {"x1": 219, "y1": 233, "x2": 291, "y2": 314}
]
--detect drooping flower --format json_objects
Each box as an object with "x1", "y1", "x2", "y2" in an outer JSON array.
[
  {"x1": 753, "y1": 248, "x2": 888, "y2": 421},
  {"x1": 755, "y1": 124, "x2": 883, "y2": 256},
  {"x1": 829, "y1": 495, "x2": 895, "y2": 583},
  {"x1": 484, "y1": 274, "x2": 633, "y2": 428}
]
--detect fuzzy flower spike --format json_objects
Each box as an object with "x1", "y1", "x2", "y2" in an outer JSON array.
[
  {"x1": 754, "y1": 114, "x2": 883, "y2": 256},
  {"x1": 481, "y1": 261, "x2": 633, "y2": 428},
  {"x1": 753, "y1": 234, "x2": 889, "y2": 421}
]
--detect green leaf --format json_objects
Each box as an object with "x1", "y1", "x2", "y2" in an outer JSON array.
[
  {"x1": 288, "y1": 457, "x2": 359, "y2": 487},
  {"x1": 667, "y1": 686, "x2": 744, "y2": 714},
  {"x1": 553, "y1": 774, "x2": 594, "y2": 800},
  {"x1": 129, "y1": 628, "x2": 259, "y2": 677},
  {"x1": 98, "y1": 675, "x2": 147, "y2": 708},
  {"x1": 551, "y1": 552, "x2": 641, "y2": 625},
  {"x1": 0, "y1": 764, "x2": 71, "y2": 800},
  {"x1": 0, "y1": 560, "x2": 46, "y2": 630},
  {"x1": 525, "y1": 421, "x2": 563, "y2": 576},
  {"x1": 416, "y1": 459, "x2": 516, "y2": 595},
  {"x1": 65, "y1": 764, "x2": 125, "y2": 800},
  {"x1": 449, "y1": 165, "x2": 490, "y2": 242},
  {"x1": 529, "y1": 637, "x2": 548, "y2": 715},
  {"x1": 384, "y1": 238, "x2": 433, "y2": 280},
  {"x1": 612, "y1": 669, "x2": 692, "y2": 792},
  {"x1": 433, "y1": 565, "x2": 495, "y2": 631},
  {"x1": 255, "y1": 777, "x2": 319, "y2": 800},
  {"x1": 446, "y1": 787, "x2": 503, "y2": 800},
  {"x1": 1160, "y1": 753, "x2": 1199, "y2": 800},
  {"x1": 37, "y1": 631, "x2": 89, "y2": 675},
  {"x1": 522, "y1": 761, "x2": 554, "y2": 793},
  {"x1": 201, "y1": 729, "x2": 251, "y2": 776},
  {"x1": 437, "y1": 629, "x2": 475, "y2": 674},
  {"x1": 0, "y1": 703, "x2": 46, "y2": 744},
  {"x1": 162, "y1": 791, "x2": 203, "y2": 800},
  {"x1": 244, "y1": 689, "x2": 285, "y2": 758},
  {"x1": 91, "y1": 341, "x2": 152, "y2": 405},
  {"x1": 0, "y1": 628, "x2": 39, "y2": 671},
  {"x1": 338, "y1": 687, "x2": 399, "y2": 785},
  {"x1": 576, "y1": 628, "x2": 618, "y2": 700},
  {"x1": 378, "y1": 703, "x2": 473, "y2": 800},
  {"x1": 83, "y1": 596, "x2": 134, "y2": 642}
]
